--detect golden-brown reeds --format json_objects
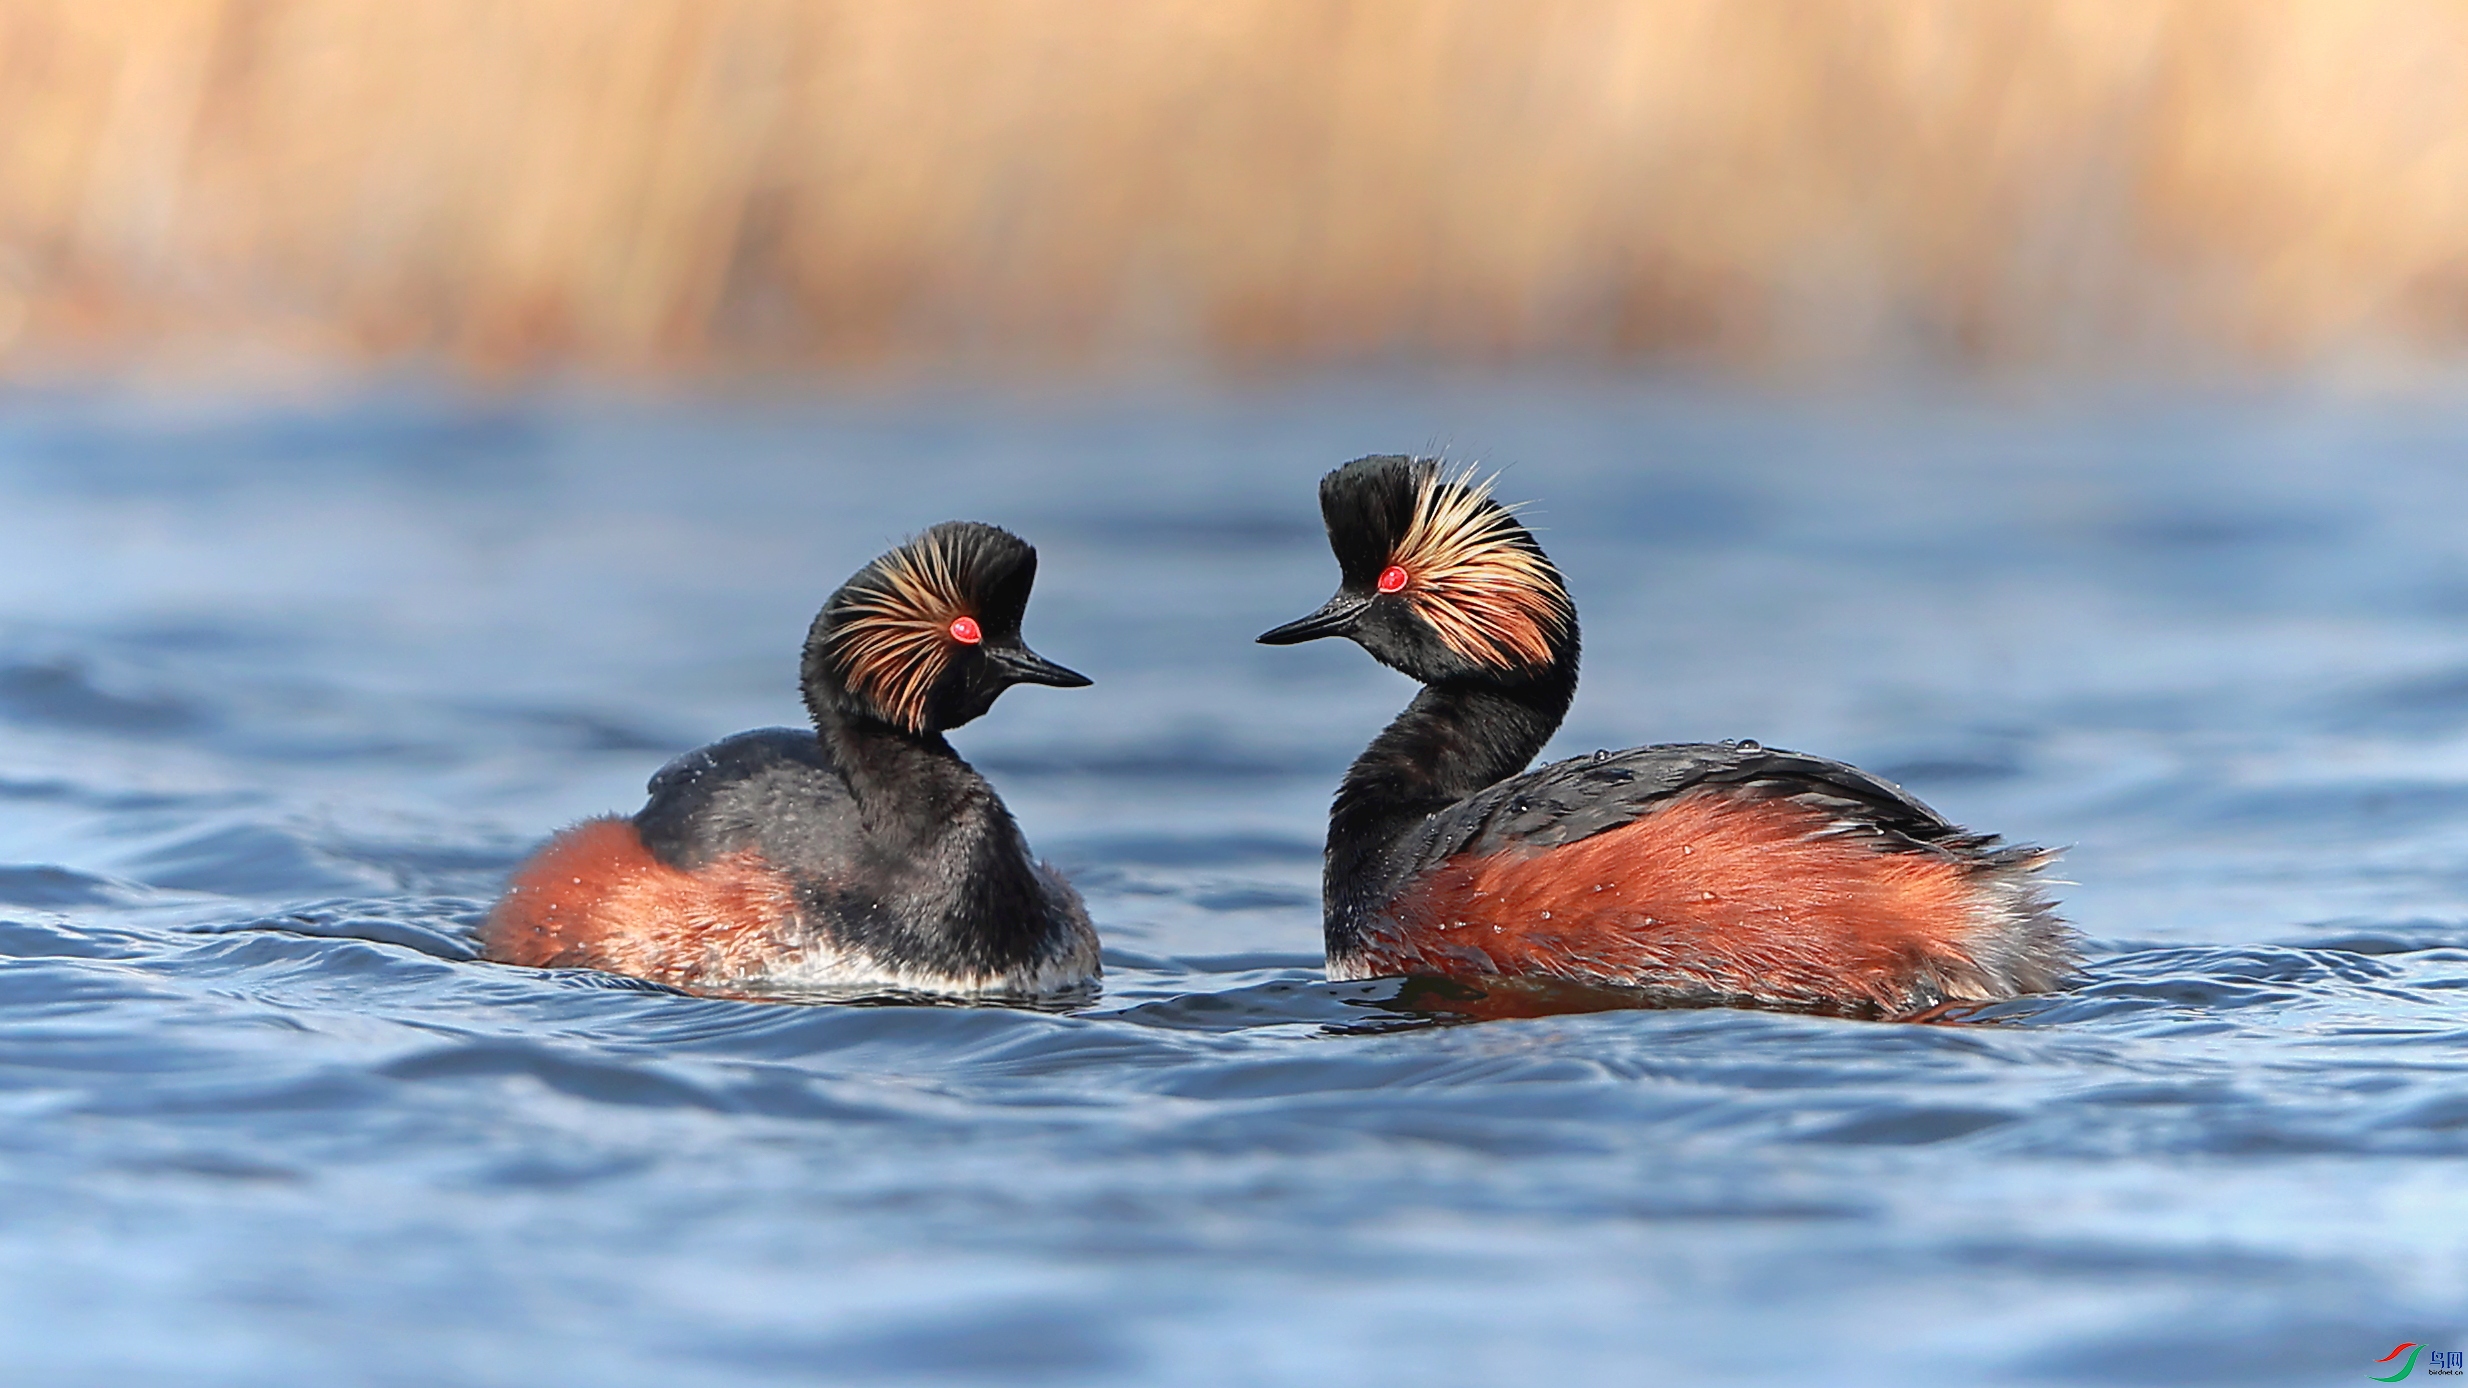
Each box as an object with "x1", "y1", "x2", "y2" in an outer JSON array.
[{"x1": 3, "y1": 0, "x2": 2468, "y2": 374}]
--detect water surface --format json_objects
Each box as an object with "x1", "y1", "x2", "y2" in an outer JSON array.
[{"x1": 0, "y1": 381, "x2": 2463, "y2": 1385}]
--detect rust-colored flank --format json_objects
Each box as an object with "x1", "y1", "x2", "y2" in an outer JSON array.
[
  {"x1": 479, "y1": 817, "x2": 800, "y2": 988},
  {"x1": 1365, "y1": 791, "x2": 1997, "y2": 1018}
]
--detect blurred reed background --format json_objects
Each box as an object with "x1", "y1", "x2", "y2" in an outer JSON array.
[{"x1": 5, "y1": 0, "x2": 2468, "y2": 378}]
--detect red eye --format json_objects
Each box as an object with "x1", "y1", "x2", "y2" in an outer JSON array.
[
  {"x1": 1377, "y1": 565, "x2": 1409, "y2": 593},
  {"x1": 948, "y1": 616, "x2": 982, "y2": 644}
]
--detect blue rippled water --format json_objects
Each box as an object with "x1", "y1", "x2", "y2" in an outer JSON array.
[{"x1": 1, "y1": 381, "x2": 2464, "y2": 1385}]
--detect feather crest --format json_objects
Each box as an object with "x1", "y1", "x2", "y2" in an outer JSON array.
[
  {"x1": 828, "y1": 529, "x2": 976, "y2": 732},
  {"x1": 1389, "y1": 466, "x2": 1571, "y2": 670}
]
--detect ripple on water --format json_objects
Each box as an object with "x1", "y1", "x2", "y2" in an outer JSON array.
[{"x1": 1, "y1": 390, "x2": 2465, "y2": 1385}]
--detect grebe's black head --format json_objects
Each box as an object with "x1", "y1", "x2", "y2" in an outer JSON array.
[
  {"x1": 1258, "y1": 455, "x2": 1576, "y2": 685},
  {"x1": 804, "y1": 521, "x2": 1090, "y2": 735}
]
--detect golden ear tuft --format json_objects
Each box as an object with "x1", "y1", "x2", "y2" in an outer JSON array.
[
  {"x1": 829, "y1": 530, "x2": 976, "y2": 732},
  {"x1": 1390, "y1": 466, "x2": 1571, "y2": 670}
]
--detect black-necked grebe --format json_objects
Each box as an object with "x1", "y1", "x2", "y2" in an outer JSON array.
[
  {"x1": 482, "y1": 521, "x2": 1099, "y2": 1000},
  {"x1": 1259, "y1": 456, "x2": 2075, "y2": 1020}
]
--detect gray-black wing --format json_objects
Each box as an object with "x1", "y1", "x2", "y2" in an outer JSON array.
[
  {"x1": 1396, "y1": 741, "x2": 2009, "y2": 880},
  {"x1": 633, "y1": 727, "x2": 859, "y2": 878}
]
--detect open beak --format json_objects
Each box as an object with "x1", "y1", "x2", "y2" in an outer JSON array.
[
  {"x1": 1257, "y1": 591, "x2": 1369, "y2": 645},
  {"x1": 990, "y1": 643, "x2": 1093, "y2": 688}
]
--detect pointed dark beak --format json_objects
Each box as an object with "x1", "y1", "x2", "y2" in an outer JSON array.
[
  {"x1": 990, "y1": 643, "x2": 1093, "y2": 689},
  {"x1": 1257, "y1": 592, "x2": 1369, "y2": 646}
]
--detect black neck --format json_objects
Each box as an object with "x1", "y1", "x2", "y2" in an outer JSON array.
[
  {"x1": 819, "y1": 712, "x2": 970, "y2": 834},
  {"x1": 1323, "y1": 660, "x2": 1576, "y2": 952},
  {"x1": 815, "y1": 711, "x2": 1058, "y2": 975}
]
